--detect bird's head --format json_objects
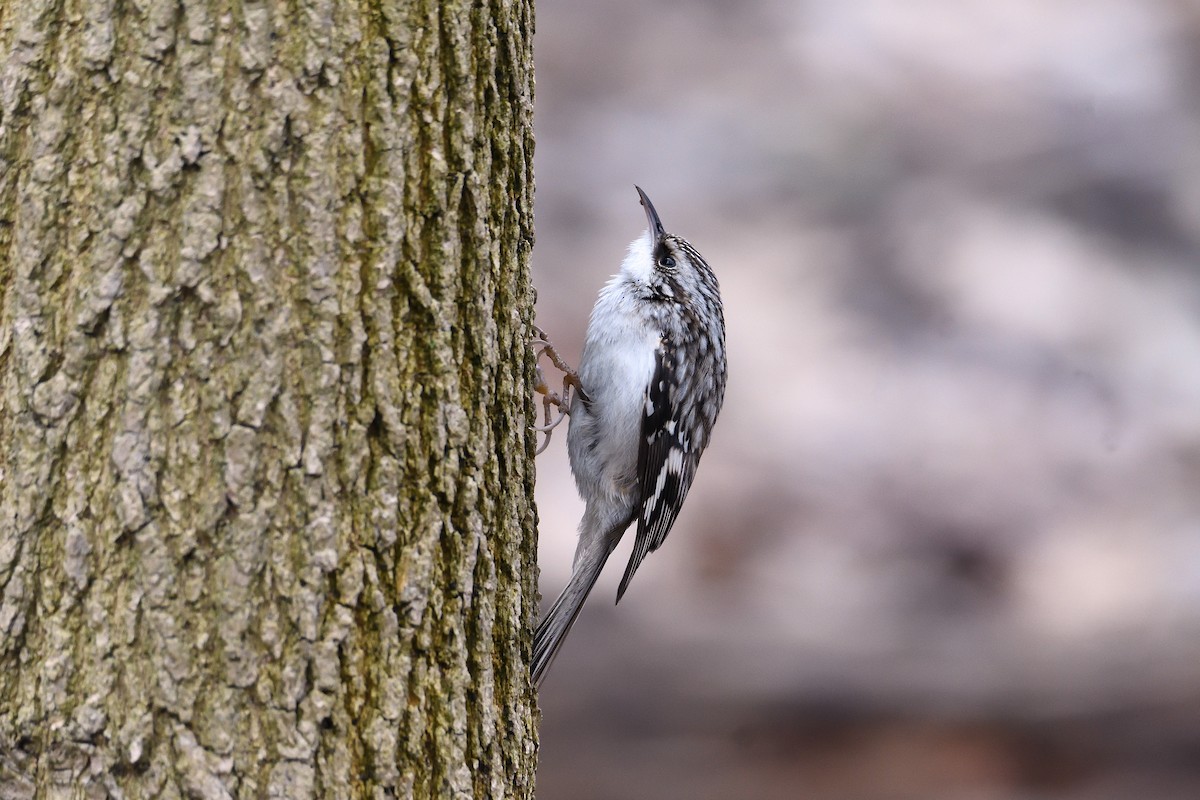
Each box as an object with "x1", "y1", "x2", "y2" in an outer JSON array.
[{"x1": 620, "y1": 186, "x2": 717, "y2": 305}]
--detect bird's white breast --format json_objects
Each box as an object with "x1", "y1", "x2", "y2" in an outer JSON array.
[{"x1": 567, "y1": 234, "x2": 662, "y2": 502}]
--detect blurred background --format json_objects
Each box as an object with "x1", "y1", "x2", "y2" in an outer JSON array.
[{"x1": 528, "y1": 1, "x2": 1200, "y2": 798}]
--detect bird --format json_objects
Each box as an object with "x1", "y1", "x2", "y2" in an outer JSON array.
[{"x1": 531, "y1": 186, "x2": 727, "y2": 686}]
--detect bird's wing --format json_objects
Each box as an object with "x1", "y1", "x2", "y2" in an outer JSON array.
[{"x1": 617, "y1": 338, "x2": 701, "y2": 601}]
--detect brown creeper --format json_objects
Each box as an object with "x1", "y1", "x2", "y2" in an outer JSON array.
[{"x1": 532, "y1": 186, "x2": 727, "y2": 686}]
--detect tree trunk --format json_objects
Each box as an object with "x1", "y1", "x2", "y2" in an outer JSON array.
[{"x1": 0, "y1": 0, "x2": 539, "y2": 796}]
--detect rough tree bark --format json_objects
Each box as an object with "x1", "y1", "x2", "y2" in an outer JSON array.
[{"x1": 0, "y1": 0, "x2": 539, "y2": 796}]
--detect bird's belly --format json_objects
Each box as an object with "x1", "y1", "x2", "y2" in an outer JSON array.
[{"x1": 567, "y1": 331, "x2": 658, "y2": 502}]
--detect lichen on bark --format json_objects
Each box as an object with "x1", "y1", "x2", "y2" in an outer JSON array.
[{"x1": 0, "y1": 0, "x2": 539, "y2": 797}]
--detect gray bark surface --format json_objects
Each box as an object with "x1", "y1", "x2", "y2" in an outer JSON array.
[{"x1": 0, "y1": 0, "x2": 539, "y2": 796}]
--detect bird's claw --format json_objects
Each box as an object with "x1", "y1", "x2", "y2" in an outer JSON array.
[
  {"x1": 532, "y1": 402, "x2": 568, "y2": 433},
  {"x1": 531, "y1": 325, "x2": 584, "y2": 455}
]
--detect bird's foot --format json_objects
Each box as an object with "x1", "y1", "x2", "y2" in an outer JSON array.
[{"x1": 531, "y1": 325, "x2": 587, "y2": 455}]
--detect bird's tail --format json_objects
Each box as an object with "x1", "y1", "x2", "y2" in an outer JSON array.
[{"x1": 531, "y1": 547, "x2": 610, "y2": 687}]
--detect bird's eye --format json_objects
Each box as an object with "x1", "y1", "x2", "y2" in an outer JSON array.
[{"x1": 659, "y1": 256, "x2": 676, "y2": 268}]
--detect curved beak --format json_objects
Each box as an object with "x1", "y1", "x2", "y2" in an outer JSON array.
[{"x1": 635, "y1": 185, "x2": 666, "y2": 238}]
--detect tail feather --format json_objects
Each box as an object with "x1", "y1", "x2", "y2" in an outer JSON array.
[{"x1": 531, "y1": 554, "x2": 608, "y2": 687}]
